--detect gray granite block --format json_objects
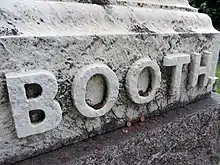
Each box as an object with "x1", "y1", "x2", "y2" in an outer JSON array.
[{"x1": 15, "y1": 92, "x2": 220, "y2": 165}]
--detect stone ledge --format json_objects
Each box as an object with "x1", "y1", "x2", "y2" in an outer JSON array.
[
  {"x1": 15, "y1": 92, "x2": 220, "y2": 165},
  {"x1": 38, "y1": 0, "x2": 198, "y2": 12},
  {"x1": 0, "y1": 0, "x2": 217, "y2": 37}
]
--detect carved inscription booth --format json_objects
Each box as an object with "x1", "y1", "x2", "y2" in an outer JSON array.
[{"x1": 0, "y1": 0, "x2": 220, "y2": 164}]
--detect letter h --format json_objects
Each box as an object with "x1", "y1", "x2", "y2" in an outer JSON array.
[{"x1": 189, "y1": 51, "x2": 212, "y2": 87}]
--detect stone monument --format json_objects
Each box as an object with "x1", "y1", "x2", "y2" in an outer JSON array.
[{"x1": 0, "y1": 0, "x2": 220, "y2": 164}]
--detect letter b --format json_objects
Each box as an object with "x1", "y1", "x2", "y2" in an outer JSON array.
[{"x1": 6, "y1": 70, "x2": 62, "y2": 138}]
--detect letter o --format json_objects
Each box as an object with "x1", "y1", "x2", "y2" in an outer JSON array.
[
  {"x1": 126, "y1": 57, "x2": 161, "y2": 104},
  {"x1": 72, "y1": 64, "x2": 119, "y2": 118}
]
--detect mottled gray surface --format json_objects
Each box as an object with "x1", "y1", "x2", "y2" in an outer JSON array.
[
  {"x1": 37, "y1": 0, "x2": 197, "y2": 11},
  {"x1": 0, "y1": 33, "x2": 218, "y2": 164},
  {"x1": 0, "y1": 0, "x2": 220, "y2": 164},
  {"x1": 15, "y1": 93, "x2": 220, "y2": 165}
]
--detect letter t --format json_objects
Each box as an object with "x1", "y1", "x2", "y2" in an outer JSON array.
[{"x1": 163, "y1": 53, "x2": 190, "y2": 98}]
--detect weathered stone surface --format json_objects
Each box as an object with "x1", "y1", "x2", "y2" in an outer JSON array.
[
  {"x1": 189, "y1": 51, "x2": 213, "y2": 87},
  {"x1": 163, "y1": 53, "x2": 191, "y2": 98},
  {"x1": 15, "y1": 93, "x2": 220, "y2": 165},
  {"x1": 72, "y1": 63, "x2": 119, "y2": 117},
  {"x1": 126, "y1": 57, "x2": 161, "y2": 104},
  {"x1": 6, "y1": 70, "x2": 62, "y2": 138},
  {"x1": 0, "y1": 0, "x2": 220, "y2": 164}
]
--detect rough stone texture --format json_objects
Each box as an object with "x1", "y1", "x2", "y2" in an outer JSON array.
[
  {"x1": 189, "y1": 51, "x2": 213, "y2": 87},
  {"x1": 0, "y1": 0, "x2": 220, "y2": 164},
  {"x1": 126, "y1": 57, "x2": 161, "y2": 104},
  {"x1": 72, "y1": 63, "x2": 119, "y2": 117},
  {"x1": 6, "y1": 70, "x2": 62, "y2": 138},
  {"x1": 15, "y1": 93, "x2": 220, "y2": 165},
  {"x1": 163, "y1": 53, "x2": 191, "y2": 98}
]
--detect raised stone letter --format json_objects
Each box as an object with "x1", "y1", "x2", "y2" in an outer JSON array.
[
  {"x1": 72, "y1": 64, "x2": 119, "y2": 118},
  {"x1": 207, "y1": 76, "x2": 218, "y2": 91},
  {"x1": 126, "y1": 57, "x2": 161, "y2": 104},
  {"x1": 163, "y1": 53, "x2": 190, "y2": 98},
  {"x1": 189, "y1": 51, "x2": 212, "y2": 87},
  {"x1": 6, "y1": 70, "x2": 62, "y2": 138}
]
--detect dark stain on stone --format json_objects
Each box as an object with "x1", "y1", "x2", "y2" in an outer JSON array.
[
  {"x1": 91, "y1": 0, "x2": 110, "y2": 5},
  {"x1": 11, "y1": 29, "x2": 18, "y2": 35},
  {"x1": 56, "y1": 78, "x2": 75, "y2": 113},
  {"x1": 0, "y1": 27, "x2": 20, "y2": 36},
  {"x1": 0, "y1": 78, "x2": 9, "y2": 104},
  {"x1": 7, "y1": 21, "x2": 13, "y2": 25},
  {"x1": 130, "y1": 24, "x2": 155, "y2": 33},
  {"x1": 84, "y1": 36, "x2": 100, "y2": 50},
  {"x1": 137, "y1": 3, "x2": 144, "y2": 7}
]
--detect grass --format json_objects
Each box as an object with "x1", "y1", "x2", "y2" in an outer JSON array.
[{"x1": 216, "y1": 63, "x2": 220, "y2": 93}]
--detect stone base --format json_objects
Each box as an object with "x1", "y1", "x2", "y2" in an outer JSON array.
[{"x1": 15, "y1": 93, "x2": 220, "y2": 165}]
